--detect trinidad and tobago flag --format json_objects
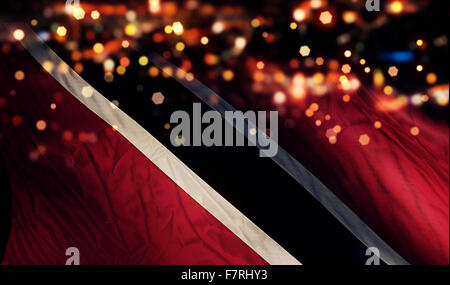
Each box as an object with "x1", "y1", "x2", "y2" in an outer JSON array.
[{"x1": 0, "y1": 24, "x2": 448, "y2": 265}]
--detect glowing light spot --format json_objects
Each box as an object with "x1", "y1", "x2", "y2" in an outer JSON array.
[
  {"x1": 103, "y1": 59, "x2": 115, "y2": 72},
  {"x1": 426, "y1": 73, "x2": 437, "y2": 84},
  {"x1": 431, "y1": 86, "x2": 449, "y2": 106},
  {"x1": 36, "y1": 120, "x2": 47, "y2": 131},
  {"x1": 251, "y1": 18, "x2": 261, "y2": 28},
  {"x1": 316, "y1": 57, "x2": 324, "y2": 66},
  {"x1": 359, "y1": 134, "x2": 370, "y2": 146},
  {"x1": 235, "y1": 37, "x2": 247, "y2": 50},
  {"x1": 13, "y1": 29, "x2": 25, "y2": 40},
  {"x1": 410, "y1": 126, "x2": 420, "y2": 136},
  {"x1": 310, "y1": 103, "x2": 319, "y2": 112},
  {"x1": 416, "y1": 65, "x2": 423, "y2": 72},
  {"x1": 291, "y1": 73, "x2": 306, "y2": 99},
  {"x1": 125, "y1": 11, "x2": 137, "y2": 21},
  {"x1": 256, "y1": 61, "x2": 265, "y2": 70},
  {"x1": 299, "y1": 45, "x2": 311, "y2": 57},
  {"x1": 373, "y1": 69, "x2": 385, "y2": 87},
  {"x1": 121, "y1": 40, "x2": 130, "y2": 48},
  {"x1": 290, "y1": 22, "x2": 298, "y2": 30},
  {"x1": 57, "y1": 62, "x2": 68, "y2": 74},
  {"x1": 30, "y1": 19, "x2": 38, "y2": 26},
  {"x1": 200, "y1": 36, "x2": 209, "y2": 45},
  {"x1": 185, "y1": 73, "x2": 194, "y2": 82},
  {"x1": 289, "y1": 58, "x2": 300, "y2": 69},
  {"x1": 176, "y1": 69, "x2": 186, "y2": 79},
  {"x1": 328, "y1": 60, "x2": 340, "y2": 71},
  {"x1": 81, "y1": 86, "x2": 94, "y2": 98},
  {"x1": 164, "y1": 25, "x2": 173, "y2": 34},
  {"x1": 416, "y1": 39, "x2": 424, "y2": 47},
  {"x1": 411, "y1": 93, "x2": 423, "y2": 106},
  {"x1": 120, "y1": 57, "x2": 130, "y2": 67},
  {"x1": 50, "y1": 103, "x2": 56, "y2": 110},
  {"x1": 333, "y1": 125, "x2": 342, "y2": 133},
  {"x1": 149, "y1": 0, "x2": 161, "y2": 14},
  {"x1": 319, "y1": 11, "x2": 333, "y2": 25},
  {"x1": 90, "y1": 10, "x2": 100, "y2": 20},
  {"x1": 73, "y1": 7, "x2": 86, "y2": 20},
  {"x1": 274, "y1": 91, "x2": 286, "y2": 105},
  {"x1": 389, "y1": 1, "x2": 404, "y2": 14},
  {"x1": 360, "y1": 59, "x2": 366, "y2": 65},
  {"x1": 175, "y1": 42, "x2": 185, "y2": 51},
  {"x1": 305, "y1": 109, "x2": 314, "y2": 117},
  {"x1": 339, "y1": 75, "x2": 349, "y2": 83},
  {"x1": 138, "y1": 56, "x2": 149, "y2": 66},
  {"x1": 172, "y1": 21, "x2": 184, "y2": 35},
  {"x1": 148, "y1": 66, "x2": 159, "y2": 77},
  {"x1": 14, "y1": 70, "x2": 25, "y2": 81},
  {"x1": 374, "y1": 121, "x2": 382, "y2": 129},
  {"x1": 56, "y1": 26, "x2": 67, "y2": 37},
  {"x1": 344, "y1": 50, "x2": 352, "y2": 58},
  {"x1": 342, "y1": 94, "x2": 351, "y2": 102},
  {"x1": 222, "y1": 70, "x2": 234, "y2": 81},
  {"x1": 384, "y1": 85, "x2": 394, "y2": 96},
  {"x1": 310, "y1": 0, "x2": 323, "y2": 9},
  {"x1": 253, "y1": 71, "x2": 265, "y2": 82},
  {"x1": 125, "y1": 23, "x2": 138, "y2": 36},
  {"x1": 329, "y1": 136, "x2": 337, "y2": 144},
  {"x1": 42, "y1": 61, "x2": 54, "y2": 73},
  {"x1": 341, "y1": 64, "x2": 351, "y2": 74},
  {"x1": 162, "y1": 66, "x2": 173, "y2": 77},
  {"x1": 74, "y1": 63, "x2": 84, "y2": 73},
  {"x1": 93, "y1": 42, "x2": 104, "y2": 54},
  {"x1": 315, "y1": 120, "x2": 322, "y2": 126},
  {"x1": 388, "y1": 66, "x2": 399, "y2": 77},
  {"x1": 313, "y1": 72, "x2": 324, "y2": 84},
  {"x1": 212, "y1": 21, "x2": 225, "y2": 34},
  {"x1": 342, "y1": 11, "x2": 357, "y2": 24},
  {"x1": 364, "y1": 67, "x2": 371, "y2": 73},
  {"x1": 351, "y1": 78, "x2": 361, "y2": 90},
  {"x1": 152, "y1": 92, "x2": 165, "y2": 105},
  {"x1": 153, "y1": 33, "x2": 164, "y2": 44},
  {"x1": 293, "y1": 8, "x2": 306, "y2": 22},
  {"x1": 71, "y1": 51, "x2": 82, "y2": 61},
  {"x1": 274, "y1": 71, "x2": 286, "y2": 83},
  {"x1": 116, "y1": 66, "x2": 126, "y2": 75}
]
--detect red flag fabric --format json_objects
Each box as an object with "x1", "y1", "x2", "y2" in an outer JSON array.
[
  {"x1": 279, "y1": 90, "x2": 449, "y2": 264},
  {"x1": 0, "y1": 45, "x2": 271, "y2": 265}
]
